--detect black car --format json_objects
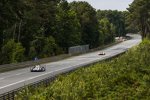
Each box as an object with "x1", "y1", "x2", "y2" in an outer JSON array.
[{"x1": 30, "y1": 64, "x2": 46, "y2": 72}]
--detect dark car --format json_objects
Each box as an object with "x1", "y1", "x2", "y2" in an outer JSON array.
[{"x1": 30, "y1": 64, "x2": 46, "y2": 72}]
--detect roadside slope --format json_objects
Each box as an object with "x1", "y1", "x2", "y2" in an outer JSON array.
[
  {"x1": 16, "y1": 39, "x2": 150, "y2": 99},
  {"x1": 0, "y1": 34, "x2": 141, "y2": 95}
]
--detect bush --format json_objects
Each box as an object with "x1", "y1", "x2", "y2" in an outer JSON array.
[
  {"x1": 0, "y1": 40, "x2": 25, "y2": 64},
  {"x1": 15, "y1": 39, "x2": 150, "y2": 100}
]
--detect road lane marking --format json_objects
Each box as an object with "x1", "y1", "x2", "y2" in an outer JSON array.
[
  {"x1": 0, "y1": 80, "x2": 25, "y2": 89},
  {"x1": 0, "y1": 34, "x2": 141, "y2": 91},
  {"x1": 0, "y1": 60, "x2": 94, "y2": 90},
  {"x1": 0, "y1": 45, "x2": 139, "y2": 89}
]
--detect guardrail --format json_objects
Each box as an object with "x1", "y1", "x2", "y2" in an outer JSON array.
[
  {"x1": 0, "y1": 54, "x2": 71, "y2": 73},
  {"x1": 0, "y1": 50, "x2": 126, "y2": 100},
  {"x1": 0, "y1": 41, "x2": 121, "y2": 73},
  {"x1": 0, "y1": 45, "x2": 90, "y2": 73},
  {"x1": 0, "y1": 41, "x2": 124, "y2": 100},
  {"x1": 0, "y1": 53, "x2": 125, "y2": 100},
  {"x1": 0, "y1": 75, "x2": 56, "y2": 100},
  {"x1": 0, "y1": 62, "x2": 88, "y2": 100}
]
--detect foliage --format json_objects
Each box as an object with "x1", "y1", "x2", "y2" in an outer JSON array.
[
  {"x1": 41, "y1": 36, "x2": 60, "y2": 58},
  {"x1": 98, "y1": 18, "x2": 115, "y2": 44},
  {"x1": 54, "y1": 1, "x2": 81, "y2": 52},
  {"x1": 15, "y1": 39, "x2": 150, "y2": 99},
  {"x1": 0, "y1": 39, "x2": 25, "y2": 64},
  {"x1": 69, "y1": 1, "x2": 99, "y2": 48},
  {"x1": 0, "y1": 0, "x2": 61, "y2": 62},
  {"x1": 123, "y1": 11, "x2": 138, "y2": 33},
  {"x1": 128, "y1": 0, "x2": 150, "y2": 38},
  {"x1": 0, "y1": 0, "x2": 127, "y2": 64},
  {"x1": 97, "y1": 10, "x2": 127, "y2": 37}
]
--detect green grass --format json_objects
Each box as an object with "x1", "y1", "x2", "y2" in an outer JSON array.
[{"x1": 15, "y1": 39, "x2": 150, "y2": 100}]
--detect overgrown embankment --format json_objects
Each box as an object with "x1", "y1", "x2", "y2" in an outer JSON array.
[{"x1": 16, "y1": 39, "x2": 150, "y2": 100}]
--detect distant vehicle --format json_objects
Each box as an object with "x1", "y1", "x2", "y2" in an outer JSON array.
[
  {"x1": 115, "y1": 36, "x2": 127, "y2": 42},
  {"x1": 30, "y1": 64, "x2": 46, "y2": 72},
  {"x1": 98, "y1": 52, "x2": 106, "y2": 55}
]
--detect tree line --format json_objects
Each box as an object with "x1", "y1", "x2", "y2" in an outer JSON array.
[
  {"x1": 128, "y1": 0, "x2": 150, "y2": 39},
  {"x1": 0, "y1": 0, "x2": 127, "y2": 64}
]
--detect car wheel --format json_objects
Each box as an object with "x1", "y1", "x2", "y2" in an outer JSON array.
[{"x1": 42, "y1": 67, "x2": 45, "y2": 72}]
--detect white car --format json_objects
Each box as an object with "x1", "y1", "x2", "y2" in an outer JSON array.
[
  {"x1": 30, "y1": 64, "x2": 46, "y2": 72},
  {"x1": 98, "y1": 52, "x2": 106, "y2": 55}
]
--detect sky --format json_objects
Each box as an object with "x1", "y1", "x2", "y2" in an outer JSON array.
[{"x1": 67, "y1": 0, "x2": 134, "y2": 11}]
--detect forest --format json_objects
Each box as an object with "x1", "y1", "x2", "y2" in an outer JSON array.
[
  {"x1": 0, "y1": 0, "x2": 128, "y2": 64},
  {"x1": 1, "y1": 0, "x2": 149, "y2": 99},
  {"x1": 15, "y1": 0, "x2": 150, "y2": 98},
  {"x1": 15, "y1": 38, "x2": 150, "y2": 100}
]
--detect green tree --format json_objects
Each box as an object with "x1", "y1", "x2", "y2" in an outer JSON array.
[
  {"x1": 41, "y1": 36, "x2": 60, "y2": 57},
  {"x1": 0, "y1": 0, "x2": 26, "y2": 47},
  {"x1": 54, "y1": 0, "x2": 81, "y2": 52},
  {"x1": 128, "y1": 0, "x2": 150, "y2": 39},
  {"x1": 0, "y1": 0, "x2": 128, "y2": 64},
  {"x1": 28, "y1": 36, "x2": 45, "y2": 59},
  {"x1": 123, "y1": 11, "x2": 138, "y2": 33},
  {"x1": 98, "y1": 18, "x2": 115, "y2": 44},
  {"x1": 69, "y1": 1, "x2": 99, "y2": 48},
  {"x1": 0, "y1": 39, "x2": 25, "y2": 64},
  {"x1": 97, "y1": 10, "x2": 126, "y2": 37},
  {"x1": 29, "y1": 36, "x2": 60, "y2": 58},
  {"x1": 20, "y1": 0, "x2": 60, "y2": 56}
]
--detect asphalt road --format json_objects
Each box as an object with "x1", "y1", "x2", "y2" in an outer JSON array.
[{"x1": 0, "y1": 34, "x2": 141, "y2": 94}]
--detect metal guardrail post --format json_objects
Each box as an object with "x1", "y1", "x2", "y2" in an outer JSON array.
[{"x1": 12, "y1": 91, "x2": 15, "y2": 100}]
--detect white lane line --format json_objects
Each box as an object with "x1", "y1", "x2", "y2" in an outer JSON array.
[
  {"x1": 0, "y1": 35, "x2": 141, "y2": 90},
  {"x1": 0, "y1": 64, "x2": 55, "y2": 77},
  {"x1": 0, "y1": 80, "x2": 25, "y2": 89},
  {"x1": 0, "y1": 60, "x2": 92, "y2": 90},
  {"x1": 0, "y1": 64, "x2": 55, "y2": 78}
]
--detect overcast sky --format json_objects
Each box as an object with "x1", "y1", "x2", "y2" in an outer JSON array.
[{"x1": 67, "y1": 0, "x2": 134, "y2": 11}]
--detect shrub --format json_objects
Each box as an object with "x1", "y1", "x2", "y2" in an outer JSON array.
[{"x1": 15, "y1": 39, "x2": 150, "y2": 100}]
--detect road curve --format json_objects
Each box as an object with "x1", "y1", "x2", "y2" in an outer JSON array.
[{"x1": 0, "y1": 34, "x2": 141, "y2": 94}]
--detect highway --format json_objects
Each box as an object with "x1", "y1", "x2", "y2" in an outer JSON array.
[{"x1": 0, "y1": 34, "x2": 141, "y2": 94}]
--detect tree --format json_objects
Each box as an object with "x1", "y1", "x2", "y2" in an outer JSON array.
[
  {"x1": 0, "y1": 0, "x2": 126, "y2": 64},
  {"x1": 0, "y1": 39, "x2": 25, "y2": 64},
  {"x1": 29, "y1": 36, "x2": 60, "y2": 58},
  {"x1": 98, "y1": 18, "x2": 115, "y2": 44},
  {"x1": 123, "y1": 11, "x2": 138, "y2": 33},
  {"x1": 128, "y1": 0, "x2": 150, "y2": 39},
  {"x1": 69, "y1": 1, "x2": 99, "y2": 48},
  {"x1": 97, "y1": 10, "x2": 126, "y2": 37},
  {"x1": 28, "y1": 36, "x2": 45, "y2": 59},
  {"x1": 41, "y1": 36, "x2": 60, "y2": 57},
  {"x1": 20, "y1": 0, "x2": 60, "y2": 55},
  {"x1": 0, "y1": 0, "x2": 26, "y2": 47},
  {"x1": 54, "y1": 0, "x2": 81, "y2": 52}
]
